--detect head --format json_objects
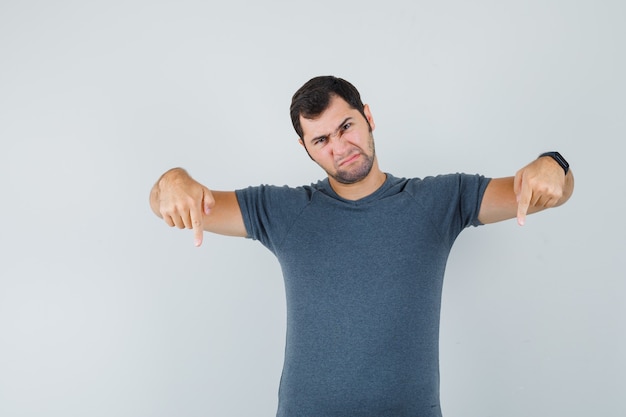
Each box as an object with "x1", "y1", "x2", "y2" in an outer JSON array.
[
  {"x1": 291, "y1": 77, "x2": 379, "y2": 186},
  {"x1": 290, "y1": 76, "x2": 371, "y2": 140}
]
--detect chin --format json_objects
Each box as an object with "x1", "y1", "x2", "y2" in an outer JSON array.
[{"x1": 332, "y1": 163, "x2": 374, "y2": 184}]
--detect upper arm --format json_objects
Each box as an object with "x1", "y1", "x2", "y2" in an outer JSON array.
[{"x1": 203, "y1": 191, "x2": 247, "y2": 237}]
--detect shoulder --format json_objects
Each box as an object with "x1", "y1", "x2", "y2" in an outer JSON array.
[
  {"x1": 399, "y1": 173, "x2": 488, "y2": 195},
  {"x1": 236, "y1": 182, "x2": 323, "y2": 198},
  {"x1": 234, "y1": 182, "x2": 325, "y2": 211}
]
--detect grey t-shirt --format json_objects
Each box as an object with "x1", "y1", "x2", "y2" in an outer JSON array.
[{"x1": 235, "y1": 173, "x2": 490, "y2": 417}]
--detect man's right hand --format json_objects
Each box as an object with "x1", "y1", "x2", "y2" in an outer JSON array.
[
  {"x1": 150, "y1": 168, "x2": 247, "y2": 245},
  {"x1": 150, "y1": 168, "x2": 213, "y2": 246}
]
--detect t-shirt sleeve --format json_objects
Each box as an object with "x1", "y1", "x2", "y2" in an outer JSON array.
[
  {"x1": 235, "y1": 185, "x2": 314, "y2": 253},
  {"x1": 407, "y1": 173, "x2": 491, "y2": 246},
  {"x1": 454, "y1": 173, "x2": 491, "y2": 229}
]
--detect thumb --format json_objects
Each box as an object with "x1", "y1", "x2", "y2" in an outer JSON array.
[
  {"x1": 516, "y1": 180, "x2": 531, "y2": 226},
  {"x1": 193, "y1": 188, "x2": 215, "y2": 247},
  {"x1": 203, "y1": 187, "x2": 215, "y2": 215}
]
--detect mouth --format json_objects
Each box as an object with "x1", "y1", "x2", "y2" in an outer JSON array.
[{"x1": 338, "y1": 153, "x2": 360, "y2": 167}]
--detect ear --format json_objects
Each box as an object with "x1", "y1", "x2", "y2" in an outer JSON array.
[
  {"x1": 299, "y1": 138, "x2": 315, "y2": 161},
  {"x1": 363, "y1": 104, "x2": 376, "y2": 131}
]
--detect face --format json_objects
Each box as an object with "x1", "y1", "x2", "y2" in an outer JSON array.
[{"x1": 299, "y1": 96, "x2": 377, "y2": 185}]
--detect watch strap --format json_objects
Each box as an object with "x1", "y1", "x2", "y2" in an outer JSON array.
[{"x1": 539, "y1": 151, "x2": 569, "y2": 175}]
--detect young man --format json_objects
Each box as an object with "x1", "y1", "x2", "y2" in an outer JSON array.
[{"x1": 150, "y1": 76, "x2": 574, "y2": 417}]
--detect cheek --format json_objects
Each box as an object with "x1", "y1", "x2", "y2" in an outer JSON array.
[
  {"x1": 348, "y1": 136, "x2": 367, "y2": 151},
  {"x1": 309, "y1": 148, "x2": 333, "y2": 165}
]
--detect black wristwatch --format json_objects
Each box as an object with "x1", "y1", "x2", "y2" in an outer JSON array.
[{"x1": 539, "y1": 151, "x2": 569, "y2": 175}]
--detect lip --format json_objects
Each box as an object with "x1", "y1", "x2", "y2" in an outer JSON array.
[{"x1": 338, "y1": 153, "x2": 360, "y2": 167}]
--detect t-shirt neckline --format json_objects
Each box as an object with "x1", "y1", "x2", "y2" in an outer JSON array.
[{"x1": 318, "y1": 173, "x2": 396, "y2": 205}]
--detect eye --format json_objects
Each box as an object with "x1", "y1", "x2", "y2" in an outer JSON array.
[
  {"x1": 342, "y1": 122, "x2": 352, "y2": 130},
  {"x1": 313, "y1": 137, "x2": 328, "y2": 146}
]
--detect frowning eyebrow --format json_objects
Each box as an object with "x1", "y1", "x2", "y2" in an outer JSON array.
[{"x1": 309, "y1": 117, "x2": 353, "y2": 145}]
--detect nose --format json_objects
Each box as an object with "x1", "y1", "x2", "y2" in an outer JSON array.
[{"x1": 329, "y1": 131, "x2": 350, "y2": 155}]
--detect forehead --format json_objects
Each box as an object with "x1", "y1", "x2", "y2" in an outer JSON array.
[{"x1": 300, "y1": 96, "x2": 358, "y2": 140}]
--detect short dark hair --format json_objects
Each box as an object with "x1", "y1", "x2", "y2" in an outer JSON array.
[{"x1": 290, "y1": 76, "x2": 368, "y2": 139}]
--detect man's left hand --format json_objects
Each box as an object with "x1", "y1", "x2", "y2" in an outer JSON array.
[{"x1": 514, "y1": 156, "x2": 567, "y2": 226}]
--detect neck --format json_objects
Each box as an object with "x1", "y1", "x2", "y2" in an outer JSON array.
[{"x1": 328, "y1": 161, "x2": 387, "y2": 200}]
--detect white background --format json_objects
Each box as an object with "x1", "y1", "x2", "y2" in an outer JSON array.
[{"x1": 1, "y1": 1, "x2": 624, "y2": 416}]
